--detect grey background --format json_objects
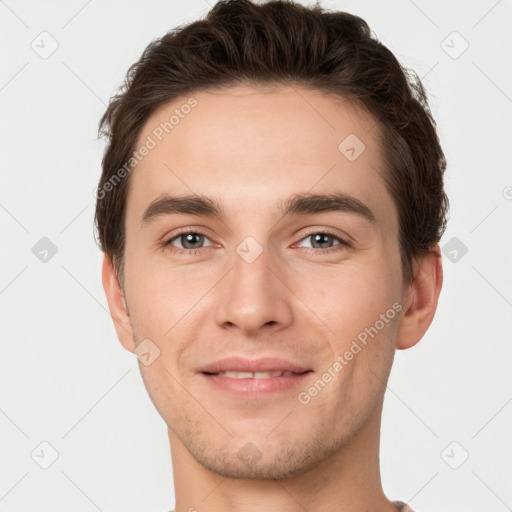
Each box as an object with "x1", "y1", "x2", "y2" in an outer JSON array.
[{"x1": 1, "y1": 0, "x2": 511, "y2": 511}]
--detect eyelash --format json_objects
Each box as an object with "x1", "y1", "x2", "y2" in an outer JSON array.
[{"x1": 163, "y1": 228, "x2": 351, "y2": 256}]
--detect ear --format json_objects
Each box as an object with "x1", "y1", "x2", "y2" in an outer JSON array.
[
  {"x1": 101, "y1": 253, "x2": 135, "y2": 353},
  {"x1": 395, "y1": 243, "x2": 443, "y2": 350}
]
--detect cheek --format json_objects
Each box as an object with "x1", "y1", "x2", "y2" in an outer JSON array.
[
  {"x1": 309, "y1": 260, "x2": 400, "y2": 338},
  {"x1": 125, "y1": 270, "x2": 174, "y2": 389},
  {"x1": 138, "y1": 361, "x2": 179, "y2": 425},
  {"x1": 338, "y1": 279, "x2": 400, "y2": 393},
  {"x1": 307, "y1": 259, "x2": 401, "y2": 397},
  {"x1": 123, "y1": 257, "x2": 177, "y2": 337}
]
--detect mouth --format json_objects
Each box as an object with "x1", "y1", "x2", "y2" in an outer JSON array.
[
  {"x1": 198, "y1": 356, "x2": 312, "y2": 375},
  {"x1": 198, "y1": 358, "x2": 313, "y2": 396},
  {"x1": 203, "y1": 370, "x2": 309, "y2": 379}
]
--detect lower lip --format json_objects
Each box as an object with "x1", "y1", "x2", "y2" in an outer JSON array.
[{"x1": 200, "y1": 372, "x2": 312, "y2": 396}]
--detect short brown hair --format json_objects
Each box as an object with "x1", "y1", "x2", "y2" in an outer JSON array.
[{"x1": 95, "y1": 0, "x2": 449, "y2": 289}]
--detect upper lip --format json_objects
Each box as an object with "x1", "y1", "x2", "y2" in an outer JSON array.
[{"x1": 199, "y1": 357, "x2": 312, "y2": 374}]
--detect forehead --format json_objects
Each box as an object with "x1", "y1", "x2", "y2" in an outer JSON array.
[{"x1": 128, "y1": 85, "x2": 396, "y2": 233}]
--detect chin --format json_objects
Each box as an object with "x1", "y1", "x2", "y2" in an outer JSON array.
[{"x1": 186, "y1": 432, "x2": 336, "y2": 480}]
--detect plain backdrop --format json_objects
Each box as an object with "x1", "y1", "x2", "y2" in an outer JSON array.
[{"x1": 1, "y1": 1, "x2": 511, "y2": 511}]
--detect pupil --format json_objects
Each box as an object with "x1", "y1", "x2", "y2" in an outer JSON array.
[
  {"x1": 313, "y1": 233, "x2": 331, "y2": 248},
  {"x1": 184, "y1": 233, "x2": 202, "y2": 249}
]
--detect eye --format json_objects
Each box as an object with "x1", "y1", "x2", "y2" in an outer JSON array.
[
  {"x1": 164, "y1": 230, "x2": 214, "y2": 254},
  {"x1": 162, "y1": 229, "x2": 351, "y2": 256},
  {"x1": 296, "y1": 231, "x2": 350, "y2": 254}
]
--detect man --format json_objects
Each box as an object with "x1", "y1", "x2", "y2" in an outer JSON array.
[{"x1": 95, "y1": 0, "x2": 448, "y2": 510}]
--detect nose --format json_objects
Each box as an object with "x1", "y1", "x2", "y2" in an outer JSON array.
[{"x1": 213, "y1": 240, "x2": 294, "y2": 335}]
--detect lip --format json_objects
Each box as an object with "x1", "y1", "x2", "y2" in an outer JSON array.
[
  {"x1": 200, "y1": 371, "x2": 312, "y2": 396},
  {"x1": 198, "y1": 357, "x2": 312, "y2": 374},
  {"x1": 198, "y1": 357, "x2": 313, "y2": 397}
]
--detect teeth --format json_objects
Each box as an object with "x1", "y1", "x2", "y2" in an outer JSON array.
[{"x1": 216, "y1": 370, "x2": 296, "y2": 379}]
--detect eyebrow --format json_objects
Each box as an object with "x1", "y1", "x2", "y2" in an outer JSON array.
[{"x1": 141, "y1": 192, "x2": 377, "y2": 226}]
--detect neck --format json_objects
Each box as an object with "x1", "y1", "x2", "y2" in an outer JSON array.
[{"x1": 169, "y1": 400, "x2": 398, "y2": 512}]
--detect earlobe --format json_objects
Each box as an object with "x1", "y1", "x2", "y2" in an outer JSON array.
[
  {"x1": 101, "y1": 254, "x2": 136, "y2": 353},
  {"x1": 395, "y1": 244, "x2": 443, "y2": 350}
]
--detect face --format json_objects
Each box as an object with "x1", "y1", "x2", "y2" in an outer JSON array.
[{"x1": 118, "y1": 85, "x2": 409, "y2": 479}]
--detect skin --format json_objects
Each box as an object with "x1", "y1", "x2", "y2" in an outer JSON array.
[{"x1": 102, "y1": 85, "x2": 443, "y2": 512}]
